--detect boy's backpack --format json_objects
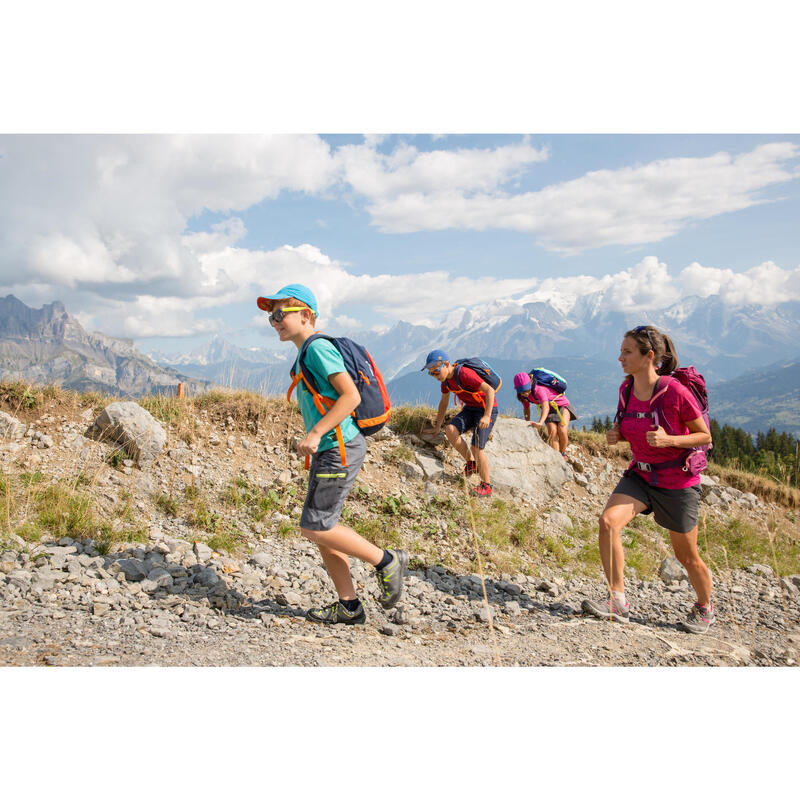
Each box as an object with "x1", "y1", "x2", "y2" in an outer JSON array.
[
  {"x1": 615, "y1": 366, "x2": 711, "y2": 486},
  {"x1": 451, "y1": 358, "x2": 503, "y2": 403},
  {"x1": 528, "y1": 367, "x2": 567, "y2": 394},
  {"x1": 288, "y1": 333, "x2": 391, "y2": 466}
]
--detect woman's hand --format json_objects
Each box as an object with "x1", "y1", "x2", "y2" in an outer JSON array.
[
  {"x1": 645, "y1": 426, "x2": 672, "y2": 448},
  {"x1": 530, "y1": 420, "x2": 543, "y2": 429},
  {"x1": 606, "y1": 425, "x2": 622, "y2": 445}
]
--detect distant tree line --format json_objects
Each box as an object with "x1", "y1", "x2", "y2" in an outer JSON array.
[{"x1": 587, "y1": 416, "x2": 800, "y2": 488}]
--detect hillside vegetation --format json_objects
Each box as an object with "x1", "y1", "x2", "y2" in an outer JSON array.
[{"x1": 1, "y1": 380, "x2": 799, "y2": 667}]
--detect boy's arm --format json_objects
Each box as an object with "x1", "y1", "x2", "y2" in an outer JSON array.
[
  {"x1": 477, "y1": 381, "x2": 495, "y2": 429},
  {"x1": 426, "y1": 393, "x2": 451, "y2": 434},
  {"x1": 297, "y1": 371, "x2": 360, "y2": 456}
]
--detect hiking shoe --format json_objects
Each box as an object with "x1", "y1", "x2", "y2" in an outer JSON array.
[
  {"x1": 464, "y1": 460, "x2": 478, "y2": 477},
  {"x1": 679, "y1": 602, "x2": 715, "y2": 634},
  {"x1": 376, "y1": 549, "x2": 408, "y2": 609},
  {"x1": 306, "y1": 600, "x2": 365, "y2": 625},
  {"x1": 474, "y1": 481, "x2": 493, "y2": 497},
  {"x1": 581, "y1": 596, "x2": 630, "y2": 623}
]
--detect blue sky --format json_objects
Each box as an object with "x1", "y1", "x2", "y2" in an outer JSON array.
[{"x1": 2, "y1": 133, "x2": 800, "y2": 353}]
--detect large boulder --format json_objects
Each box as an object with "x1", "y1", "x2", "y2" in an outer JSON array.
[
  {"x1": 482, "y1": 418, "x2": 571, "y2": 500},
  {"x1": 85, "y1": 402, "x2": 166, "y2": 466}
]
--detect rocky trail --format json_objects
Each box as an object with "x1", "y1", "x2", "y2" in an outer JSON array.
[{"x1": 1, "y1": 390, "x2": 798, "y2": 667}]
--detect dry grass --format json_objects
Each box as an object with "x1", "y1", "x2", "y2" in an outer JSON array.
[
  {"x1": 0, "y1": 468, "x2": 147, "y2": 554},
  {"x1": 706, "y1": 462, "x2": 800, "y2": 509}
]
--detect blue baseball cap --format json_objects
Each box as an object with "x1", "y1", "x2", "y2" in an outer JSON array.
[
  {"x1": 421, "y1": 349, "x2": 450, "y2": 370},
  {"x1": 257, "y1": 284, "x2": 318, "y2": 316}
]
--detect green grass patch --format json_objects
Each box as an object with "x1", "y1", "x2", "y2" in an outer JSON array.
[
  {"x1": 186, "y1": 498, "x2": 221, "y2": 532},
  {"x1": 154, "y1": 492, "x2": 180, "y2": 517},
  {"x1": 206, "y1": 527, "x2": 242, "y2": 554},
  {"x1": 699, "y1": 515, "x2": 800, "y2": 576},
  {"x1": 383, "y1": 444, "x2": 415, "y2": 464},
  {"x1": 389, "y1": 404, "x2": 436, "y2": 435}
]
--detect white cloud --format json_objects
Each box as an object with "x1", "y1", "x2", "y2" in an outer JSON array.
[
  {"x1": 679, "y1": 260, "x2": 800, "y2": 306},
  {"x1": 336, "y1": 137, "x2": 549, "y2": 200},
  {"x1": 357, "y1": 142, "x2": 800, "y2": 252},
  {"x1": 0, "y1": 134, "x2": 338, "y2": 294}
]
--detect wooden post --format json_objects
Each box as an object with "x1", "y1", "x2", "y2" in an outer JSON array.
[{"x1": 177, "y1": 382, "x2": 185, "y2": 399}]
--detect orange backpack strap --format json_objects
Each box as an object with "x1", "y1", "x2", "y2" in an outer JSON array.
[{"x1": 289, "y1": 371, "x2": 349, "y2": 469}]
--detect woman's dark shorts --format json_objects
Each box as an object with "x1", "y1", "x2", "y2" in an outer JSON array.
[
  {"x1": 300, "y1": 434, "x2": 366, "y2": 531},
  {"x1": 612, "y1": 471, "x2": 701, "y2": 534},
  {"x1": 448, "y1": 405, "x2": 499, "y2": 449},
  {"x1": 545, "y1": 403, "x2": 578, "y2": 425}
]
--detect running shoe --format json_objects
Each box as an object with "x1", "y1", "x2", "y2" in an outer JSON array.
[
  {"x1": 376, "y1": 549, "x2": 409, "y2": 609},
  {"x1": 306, "y1": 600, "x2": 365, "y2": 625},
  {"x1": 474, "y1": 481, "x2": 493, "y2": 497},
  {"x1": 464, "y1": 460, "x2": 478, "y2": 477},
  {"x1": 581, "y1": 596, "x2": 630, "y2": 623},
  {"x1": 679, "y1": 602, "x2": 715, "y2": 634}
]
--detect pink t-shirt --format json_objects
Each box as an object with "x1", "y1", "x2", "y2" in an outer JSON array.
[
  {"x1": 521, "y1": 384, "x2": 570, "y2": 413},
  {"x1": 620, "y1": 380, "x2": 703, "y2": 489}
]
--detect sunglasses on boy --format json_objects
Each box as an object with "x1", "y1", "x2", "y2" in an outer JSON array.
[
  {"x1": 427, "y1": 362, "x2": 445, "y2": 376},
  {"x1": 634, "y1": 325, "x2": 656, "y2": 353},
  {"x1": 268, "y1": 306, "x2": 307, "y2": 325}
]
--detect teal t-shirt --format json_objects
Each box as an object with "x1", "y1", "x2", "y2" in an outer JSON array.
[{"x1": 295, "y1": 338, "x2": 361, "y2": 452}]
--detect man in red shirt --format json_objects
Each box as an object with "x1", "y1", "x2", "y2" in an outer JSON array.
[{"x1": 421, "y1": 349, "x2": 498, "y2": 497}]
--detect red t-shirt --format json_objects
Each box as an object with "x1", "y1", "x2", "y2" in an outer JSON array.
[
  {"x1": 619, "y1": 380, "x2": 703, "y2": 489},
  {"x1": 442, "y1": 366, "x2": 498, "y2": 409}
]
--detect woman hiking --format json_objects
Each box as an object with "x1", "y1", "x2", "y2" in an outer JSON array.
[{"x1": 581, "y1": 325, "x2": 715, "y2": 634}]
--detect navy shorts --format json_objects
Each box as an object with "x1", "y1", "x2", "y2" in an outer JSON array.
[
  {"x1": 448, "y1": 405, "x2": 498, "y2": 450},
  {"x1": 300, "y1": 434, "x2": 365, "y2": 531},
  {"x1": 612, "y1": 471, "x2": 701, "y2": 534}
]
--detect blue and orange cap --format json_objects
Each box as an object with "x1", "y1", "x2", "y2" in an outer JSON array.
[{"x1": 257, "y1": 283, "x2": 319, "y2": 316}]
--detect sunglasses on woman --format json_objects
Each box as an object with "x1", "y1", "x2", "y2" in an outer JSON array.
[
  {"x1": 268, "y1": 307, "x2": 307, "y2": 325},
  {"x1": 634, "y1": 325, "x2": 656, "y2": 353}
]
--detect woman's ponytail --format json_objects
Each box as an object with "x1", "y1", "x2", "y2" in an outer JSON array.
[{"x1": 657, "y1": 332, "x2": 679, "y2": 375}]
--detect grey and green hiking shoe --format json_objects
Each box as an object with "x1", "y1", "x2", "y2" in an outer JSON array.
[
  {"x1": 581, "y1": 596, "x2": 630, "y2": 623},
  {"x1": 679, "y1": 602, "x2": 715, "y2": 634},
  {"x1": 376, "y1": 549, "x2": 409, "y2": 609},
  {"x1": 306, "y1": 600, "x2": 366, "y2": 625}
]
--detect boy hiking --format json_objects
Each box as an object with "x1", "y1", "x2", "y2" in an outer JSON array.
[
  {"x1": 257, "y1": 283, "x2": 408, "y2": 625},
  {"x1": 421, "y1": 350, "x2": 499, "y2": 497}
]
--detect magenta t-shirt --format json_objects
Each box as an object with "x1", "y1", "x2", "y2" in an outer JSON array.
[
  {"x1": 523, "y1": 384, "x2": 570, "y2": 411},
  {"x1": 620, "y1": 380, "x2": 703, "y2": 489}
]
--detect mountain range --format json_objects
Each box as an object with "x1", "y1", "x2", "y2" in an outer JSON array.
[
  {"x1": 2, "y1": 294, "x2": 798, "y2": 436},
  {"x1": 0, "y1": 295, "x2": 207, "y2": 397}
]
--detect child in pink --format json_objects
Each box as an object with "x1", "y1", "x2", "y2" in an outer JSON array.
[{"x1": 513, "y1": 371, "x2": 578, "y2": 455}]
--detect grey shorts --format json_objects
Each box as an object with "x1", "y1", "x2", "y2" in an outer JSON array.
[
  {"x1": 449, "y1": 405, "x2": 498, "y2": 449},
  {"x1": 545, "y1": 403, "x2": 578, "y2": 425},
  {"x1": 612, "y1": 471, "x2": 701, "y2": 534},
  {"x1": 300, "y1": 434, "x2": 366, "y2": 532}
]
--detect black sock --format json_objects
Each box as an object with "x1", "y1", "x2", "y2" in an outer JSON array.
[
  {"x1": 375, "y1": 549, "x2": 392, "y2": 571},
  {"x1": 340, "y1": 597, "x2": 361, "y2": 611}
]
